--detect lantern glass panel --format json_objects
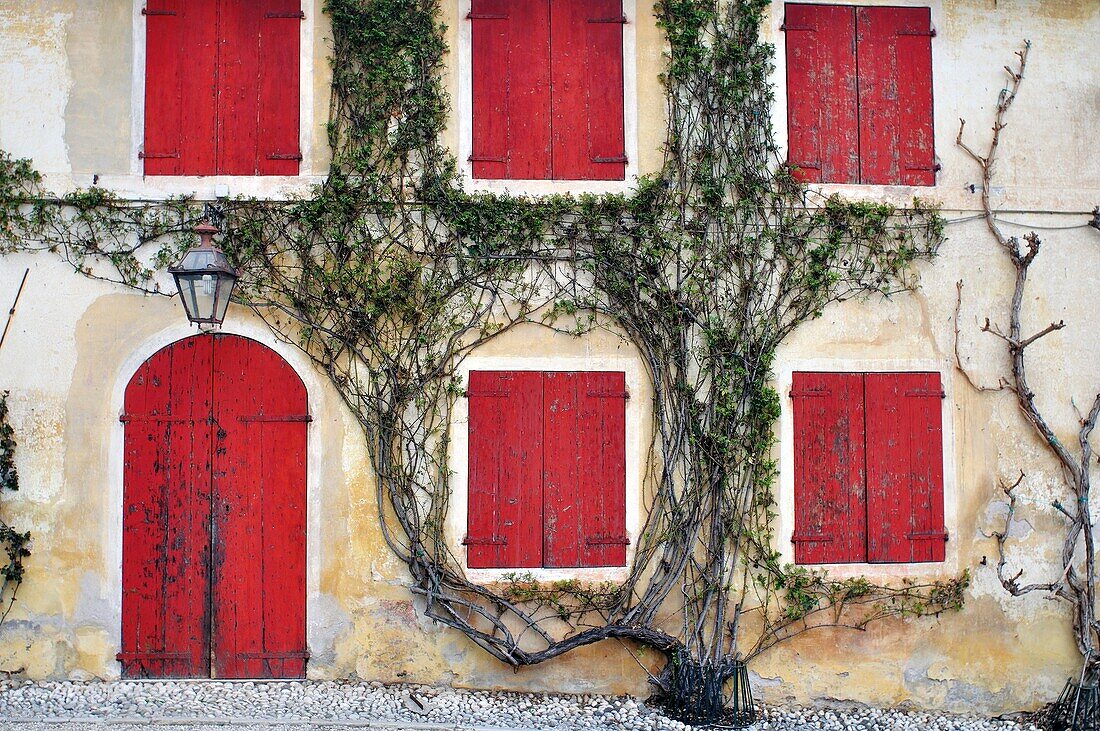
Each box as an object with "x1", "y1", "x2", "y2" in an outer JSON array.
[
  {"x1": 213, "y1": 276, "x2": 235, "y2": 323},
  {"x1": 179, "y1": 249, "x2": 219, "y2": 271},
  {"x1": 173, "y1": 272, "x2": 220, "y2": 322}
]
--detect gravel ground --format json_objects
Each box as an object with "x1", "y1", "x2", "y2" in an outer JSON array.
[{"x1": 0, "y1": 680, "x2": 1043, "y2": 731}]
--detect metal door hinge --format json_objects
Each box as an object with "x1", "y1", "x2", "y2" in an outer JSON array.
[
  {"x1": 791, "y1": 533, "x2": 834, "y2": 543},
  {"x1": 463, "y1": 535, "x2": 508, "y2": 546},
  {"x1": 586, "y1": 534, "x2": 630, "y2": 546},
  {"x1": 906, "y1": 530, "x2": 949, "y2": 542}
]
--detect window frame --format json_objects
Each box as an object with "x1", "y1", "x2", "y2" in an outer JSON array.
[
  {"x1": 455, "y1": 0, "x2": 641, "y2": 196},
  {"x1": 128, "y1": 0, "x2": 320, "y2": 195},
  {"x1": 775, "y1": 360, "x2": 958, "y2": 576},
  {"x1": 769, "y1": 0, "x2": 942, "y2": 194},
  {"x1": 448, "y1": 356, "x2": 645, "y2": 582}
]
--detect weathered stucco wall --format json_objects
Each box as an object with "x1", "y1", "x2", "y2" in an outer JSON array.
[{"x1": 0, "y1": 0, "x2": 1098, "y2": 716}]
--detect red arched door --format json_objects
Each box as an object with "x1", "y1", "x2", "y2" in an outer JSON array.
[{"x1": 118, "y1": 334, "x2": 308, "y2": 679}]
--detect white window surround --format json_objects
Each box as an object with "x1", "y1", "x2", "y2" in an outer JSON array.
[
  {"x1": 773, "y1": 358, "x2": 959, "y2": 578},
  {"x1": 126, "y1": 0, "x2": 321, "y2": 199},
  {"x1": 447, "y1": 355, "x2": 645, "y2": 583},
  {"x1": 105, "y1": 318, "x2": 326, "y2": 672},
  {"x1": 766, "y1": 0, "x2": 946, "y2": 205},
  {"x1": 455, "y1": 0, "x2": 640, "y2": 197}
]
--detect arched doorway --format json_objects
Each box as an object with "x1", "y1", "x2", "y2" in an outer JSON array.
[{"x1": 118, "y1": 334, "x2": 309, "y2": 679}]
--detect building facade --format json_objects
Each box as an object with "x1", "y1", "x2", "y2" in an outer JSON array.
[{"x1": 0, "y1": 0, "x2": 1098, "y2": 713}]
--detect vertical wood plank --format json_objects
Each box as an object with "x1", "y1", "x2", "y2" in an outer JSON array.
[
  {"x1": 856, "y1": 7, "x2": 934, "y2": 185},
  {"x1": 542, "y1": 372, "x2": 579, "y2": 567},
  {"x1": 791, "y1": 372, "x2": 866, "y2": 564},
  {"x1": 470, "y1": 0, "x2": 552, "y2": 179},
  {"x1": 121, "y1": 335, "x2": 213, "y2": 678},
  {"x1": 210, "y1": 333, "x2": 256, "y2": 678},
  {"x1": 257, "y1": 0, "x2": 303, "y2": 175},
  {"x1": 784, "y1": 3, "x2": 858, "y2": 184},
  {"x1": 467, "y1": 371, "x2": 544, "y2": 568},
  {"x1": 549, "y1": 0, "x2": 626, "y2": 180},
  {"x1": 865, "y1": 372, "x2": 946, "y2": 563},
  {"x1": 144, "y1": 0, "x2": 218, "y2": 174}
]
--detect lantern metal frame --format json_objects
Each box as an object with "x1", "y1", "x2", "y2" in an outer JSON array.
[{"x1": 168, "y1": 220, "x2": 240, "y2": 327}]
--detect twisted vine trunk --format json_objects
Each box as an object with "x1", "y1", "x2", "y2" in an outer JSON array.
[{"x1": 652, "y1": 651, "x2": 752, "y2": 725}]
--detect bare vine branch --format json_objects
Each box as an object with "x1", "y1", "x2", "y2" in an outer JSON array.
[{"x1": 960, "y1": 41, "x2": 1100, "y2": 667}]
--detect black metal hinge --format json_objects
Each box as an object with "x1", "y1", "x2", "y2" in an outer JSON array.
[
  {"x1": 238, "y1": 414, "x2": 313, "y2": 422},
  {"x1": 117, "y1": 651, "x2": 189, "y2": 660},
  {"x1": 904, "y1": 388, "x2": 946, "y2": 398},
  {"x1": 791, "y1": 533, "x2": 834, "y2": 543},
  {"x1": 897, "y1": 27, "x2": 936, "y2": 37},
  {"x1": 587, "y1": 389, "x2": 629, "y2": 399},
  {"x1": 463, "y1": 535, "x2": 508, "y2": 546},
  {"x1": 907, "y1": 530, "x2": 949, "y2": 542},
  {"x1": 586, "y1": 534, "x2": 630, "y2": 546},
  {"x1": 790, "y1": 388, "x2": 830, "y2": 398},
  {"x1": 239, "y1": 650, "x2": 311, "y2": 659}
]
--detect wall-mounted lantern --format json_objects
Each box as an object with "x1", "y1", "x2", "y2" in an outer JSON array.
[{"x1": 169, "y1": 221, "x2": 240, "y2": 327}]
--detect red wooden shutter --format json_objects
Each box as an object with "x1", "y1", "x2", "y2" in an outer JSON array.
[
  {"x1": 783, "y1": 4, "x2": 858, "y2": 184},
  {"x1": 120, "y1": 336, "x2": 214, "y2": 678},
  {"x1": 470, "y1": 0, "x2": 552, "y2": 179},
  {"x1": 217, "y1": 0, "x2": 303, "y2": 175},
  {"x1": 865, "y1": 372, "x2": 946, "y2": 563},
  {"x1": 466, "y1": 371, "x2": 544, "y2": 568},
  {"x1": 549, "y1": 0, "x2": 626, "y2": 180},
  {"x1": 210, "y1": 335, "x2": 308, "y2": 678},
  {"x1": 791, "y1": 372, "x2": 866, "y2": 564},
  {"x1": 856, "y1": 7, "x2": 935, "y2": 185},
  {"x1": 143, "y1": 0, "x2": 218, "y2": 175},
  {"x1": 257, "y1": 0, "x2": 303, "y2": 174},
  {"x1": 543, "y1": 372, "x2": 627, "y2": 568}
]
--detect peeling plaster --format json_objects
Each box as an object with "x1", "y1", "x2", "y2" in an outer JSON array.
[{"x1": 0, "y1": 10, "x2": 73, "y2": 172}]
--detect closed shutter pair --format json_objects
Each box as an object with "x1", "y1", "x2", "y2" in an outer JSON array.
[
  {"x1": 784, "y1": 4, "x2": 936, "y2": 185},
  {"x1": 469, "y1": 0, "x2": 627, "y2": 180},
  {"x1": 792, "y1": 371, "x2": 947, "y2": 564},
  {"x1": 466, "y1": 371, "x2": 629, "y2": 568},
  {"x1": 143, "y1": 0, "x2": 302, "y2": 175}
]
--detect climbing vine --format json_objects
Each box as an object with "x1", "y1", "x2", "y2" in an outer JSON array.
[
  {"x1": 0, "y1": 393, "x2": 30, "y2": 622},
  {"x1": 0, "y1": 0, "x2": 967, "y2": 722}
]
